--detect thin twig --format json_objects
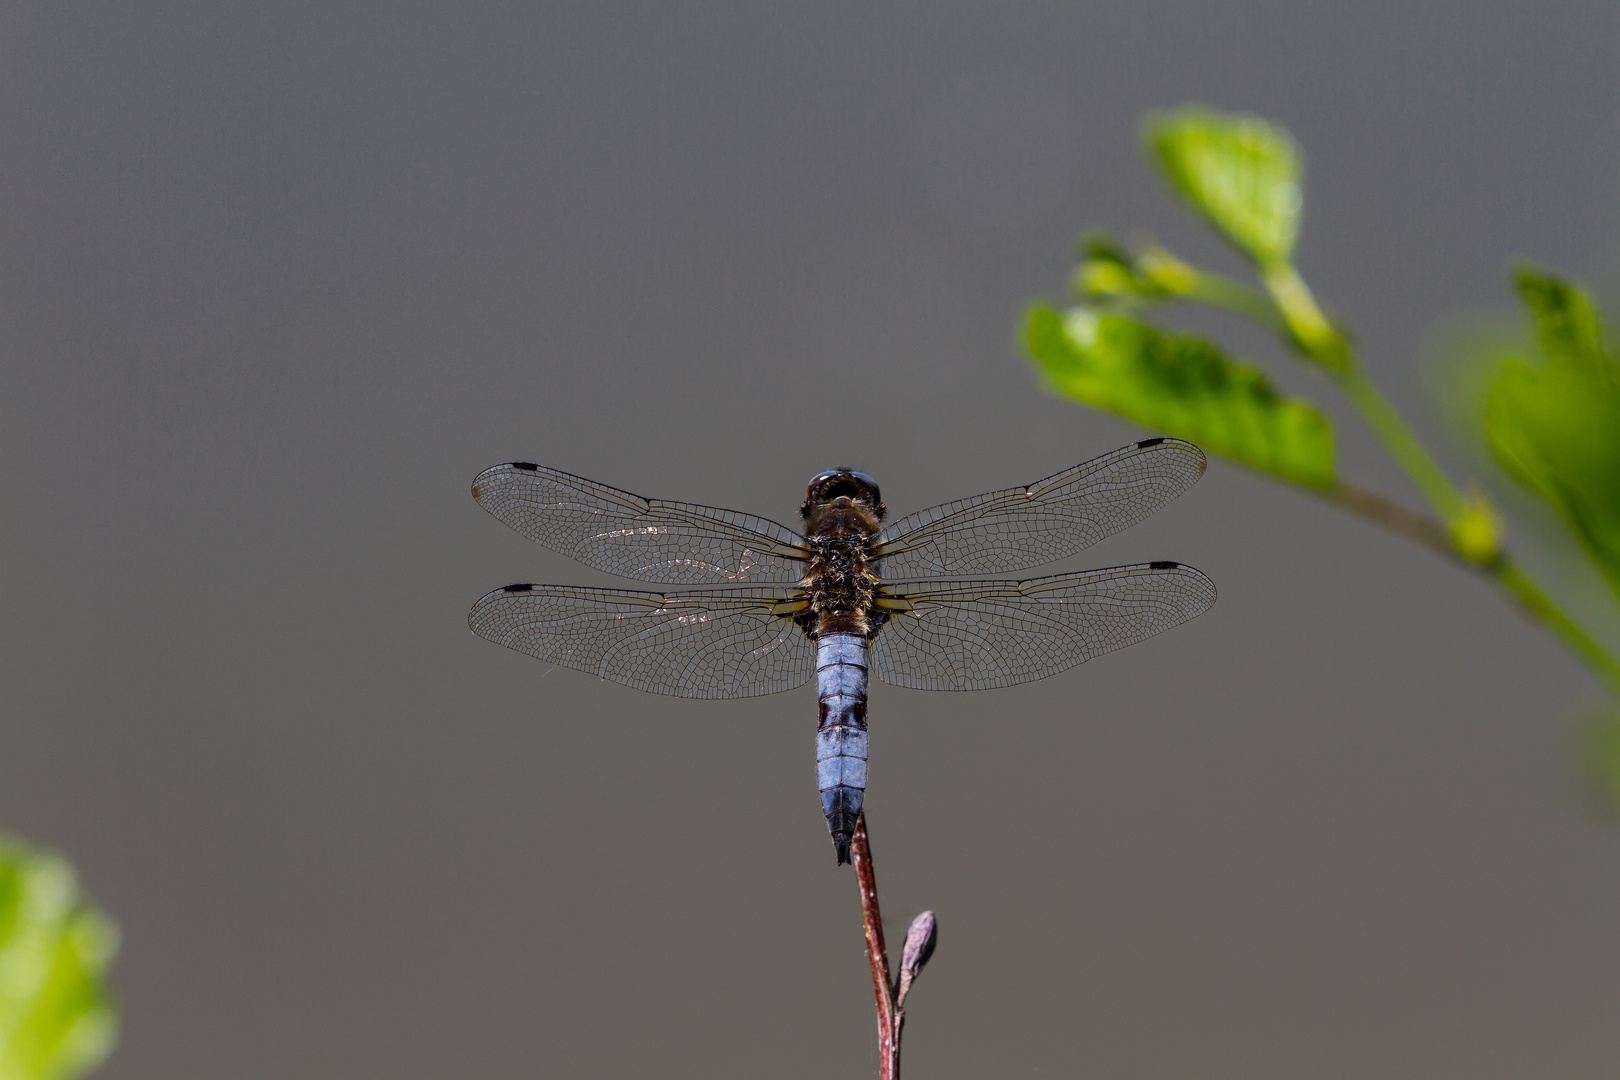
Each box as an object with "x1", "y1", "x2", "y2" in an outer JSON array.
[
  {"x1": 850, "y1": 812, "x2": 900, "y2": 1080},
  {"x1": 1323, "y1": 480, "x2": 1459, "y2": 562}
]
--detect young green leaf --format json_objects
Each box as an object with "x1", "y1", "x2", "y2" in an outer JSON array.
[
  {"x1": 0, "y1": 838, "x2": 118, "y2": 1080},
  {"x1": 1024, "y1": 303, "x2": 1334, "y2": 489},
  {"x1": 1074, "y1": 235, "x2": 1293, "y2": 336},
  {"x1": 1073, "y1": 235, "x2": 1197, "y2": 301},
  {"x1": 1144, "y1": 107, "x2": 1302, "y2": 266},
  {"x1": 1486, "y1": 268, "x2": 1620, "y2": 600}
]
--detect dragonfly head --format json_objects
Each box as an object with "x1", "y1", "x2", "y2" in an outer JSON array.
[{"x1": 802, "y1": 469, "x2": 884, "y2": 523}]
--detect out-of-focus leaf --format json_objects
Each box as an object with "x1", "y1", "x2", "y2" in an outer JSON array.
[
  {"x1": 1486, "y1": 268, "x2": 1620, "y2": 600},
  {"x1": 1515, "y1": 268, "x2": 1606, "y2": 367},
  {"x1": 1023, "y1": 302, "x2": 1334, "y2": 488},
  {"x1": 0, "y1": 838, "x2": 118, "y2": 1080},
  {"x1": 1144, "y1": 107, "x2": 1302, "y2": 266}
]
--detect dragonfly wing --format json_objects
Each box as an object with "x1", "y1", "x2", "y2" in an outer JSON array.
[
  {"x1": 469, "y1": 583, "x2": 814, "y2": 699},
  {"x1": 869, "y1": 562, "x2": 1216, "y2": 691},
  {"x1": 472, "y1": 463, "x2": 810, "y2": 585},
  {"x1": 871, "y1": 439, "x2": 1206, "y2": 578}
]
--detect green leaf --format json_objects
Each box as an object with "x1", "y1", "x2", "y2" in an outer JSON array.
[
  {"x1": 1486, "y1": 268, "x2": 1620, "y2": 601},
  {"x1": 1023, "y1": 302, "x2": 1334, "y2": 489},
  {"x1": 1144, "y1": 106, "x2": 1302, "y2": 266},
  {"x1": 0, "y1": 838, "x2": 118, "y2": 1080}
]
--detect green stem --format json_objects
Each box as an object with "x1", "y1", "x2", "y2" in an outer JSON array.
[
  {"x1": 1183, "y1": 272, "x2": 1291, "y2": 335},
  {"x1": 1331, "y1": 363, "x2": 1467, "y2": 523},
  {"x1": 1492, "y1": 560, "x2": 1620, "y2": 696},
  {"x1": 1260, "y1": 260, "x2": 1465, "y2": 522},
  {"x1": 1259, "y1": 261, "x2": 1348, "y2": 371}
]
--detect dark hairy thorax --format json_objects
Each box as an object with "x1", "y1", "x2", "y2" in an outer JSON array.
[{"x1": 798, "y1": 472, "x2": 885, "y2": 638}]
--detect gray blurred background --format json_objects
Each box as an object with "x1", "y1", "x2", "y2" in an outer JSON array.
[{"x1": 4, "y1": 3, "x2": 1620, "y2": 1077}]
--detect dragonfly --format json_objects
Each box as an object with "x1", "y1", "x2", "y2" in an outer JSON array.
[{"x1": 468, "y1": 438, "x2": 1216, "y2": 864}]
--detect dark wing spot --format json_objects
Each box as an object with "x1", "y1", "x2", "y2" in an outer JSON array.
[
  {"x1": 511, "y1": 462, "x2": 539, "y2": 471},
  {"x1": 502, "y1": 583, "x2": 535, "y2": 592},
  {"x1": 1149, "y1": 560, "x2": 1179, "y2": 570},
  {"x1": 1136, "y1": 437, "x2": 1165, "y2": 448}
]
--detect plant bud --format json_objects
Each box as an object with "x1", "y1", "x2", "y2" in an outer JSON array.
[{"x1": 895, "y1": 910, "x2": 937, "y2": 1007}]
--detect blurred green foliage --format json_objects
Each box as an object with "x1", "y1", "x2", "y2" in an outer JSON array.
[
  {"x1": 1024, "y1": 103, "x2": 1620, "y2": 814},
  {"x1": 0, "y1": 838, "x2": 117, "y2": 1080},
  {"x1": 1486, "y1": 269, "x2": 1620, "y2": 602}
]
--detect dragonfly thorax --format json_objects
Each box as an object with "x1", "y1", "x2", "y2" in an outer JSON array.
[
  {"x1": 801, "y1": 474, "x2": 884, "y2": 638},
  {"x1": 802, "y1": 537, "x2": 880, "y2": 638}
]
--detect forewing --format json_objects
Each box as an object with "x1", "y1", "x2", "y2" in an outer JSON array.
[
  {"x1": 468, "y1": 584, "x2": 814, "y2": 699},
  {"x1": 472, "y1": 463, "x2": 810, "y2": 584},
  {"x1": 872, "y1": 439, "x2": 1206, "y2": 578},
  {"x1": 870, "y1": 562, "x2": 1216, "y2": 691}
]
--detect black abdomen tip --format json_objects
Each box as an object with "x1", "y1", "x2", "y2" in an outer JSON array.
[{"x1": 834, "y1": 838, "x2": 851, "y2": 865}]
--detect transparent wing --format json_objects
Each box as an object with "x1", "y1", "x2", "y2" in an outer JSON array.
[
  {"x1": 472, "y1": 463, "x2": 810, "y2": 585},
  {"x1": 869, "y1": 562, "x2": 1216, "y2": 691},
  {"x1": 468, "y1": 583, "x2": 814, "y2": 699},
  {"x1": 872, "y1": 439, "x2": 1206, "y2": 578}
]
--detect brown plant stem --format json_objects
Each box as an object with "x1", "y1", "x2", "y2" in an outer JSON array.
[
  {"x1": 1324, "y1": 480, "x2": 1458, "y2": 562},
  {"x1": 850, "y1": 812, "x2": 901, "y2": 1080}
]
